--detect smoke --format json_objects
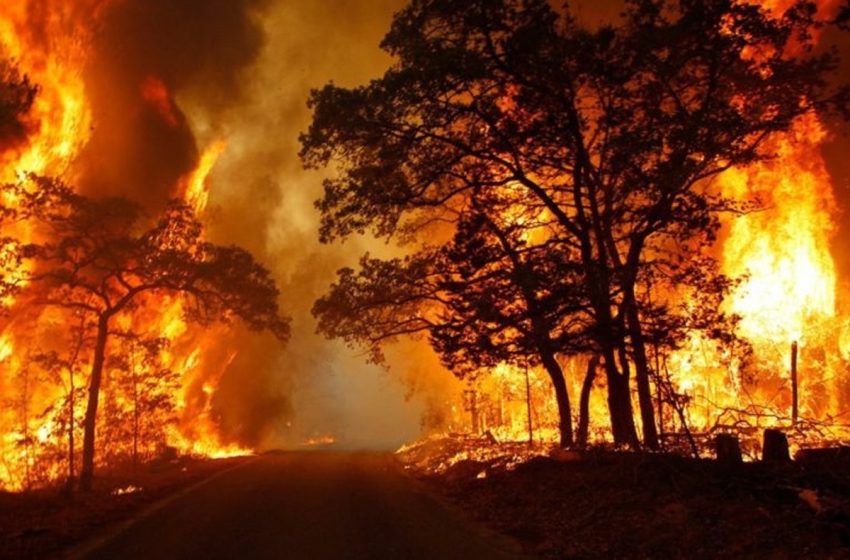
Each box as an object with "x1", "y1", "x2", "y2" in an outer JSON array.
[
  {"x1": 68, "y1": 0, "x2": 459, "y2": 450},
  {"x1": 194, "y1": 0, "x2": 448, "y2": 450},
  {"x1": 63, "y1": 0, "x2": 850, "y2": 451},
  {"x1": 76, "y1": 0, "x2": 269, "y2": 209}
]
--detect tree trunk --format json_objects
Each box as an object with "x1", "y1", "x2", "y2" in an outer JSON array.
[
  {"x1": 523, "y1": 365, "x2": 533, "y2": 446},
  {"x1": 577, "y1": 355, "x2": 598, "y2": 448},
  {"x1": 67, "y1": 373, "x2": 74, "y2": 491},
  {"x1": 602, "y1": 348, "x2": 640, "y2": 448},
  {"x1": 540, "y1": 352, "x2": 573, "y2": 448},
  {"x1": 762, "y1": 429, "x2": 791, "y2": 463},
  {"x1": 623, "y1": 292, "x2": 659, "y2": 449},
  {"x1": 79, "y1": 315, "x2": 109, "y2": 491},
  {"x1": 132, "y1": 363, "x2": 139, "y2": 468},
  {"x1": 715, "y1": 434, "x2": 743, "y2": 466}
]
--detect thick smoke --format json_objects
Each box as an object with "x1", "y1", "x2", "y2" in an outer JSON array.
[
  {"x1": 68, "y1": 0, "x2": 849, "y2": 451},
  {"x1": 77, "y1": 0, "x2": 269, "y2": 209},
  {"x1": 72, "y1": 0, "x2": 456, "y2": 450},
  {"x1": 193, "y1": 0, "x2": 452, "y2": 450}
]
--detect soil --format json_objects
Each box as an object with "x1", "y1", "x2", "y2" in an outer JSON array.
[
  {"x1": 398, "y1": 437, "x2": 850, "y2": 559},
  {"x1": 0, "y1": 455, "x2": 251, "y2": 559}
]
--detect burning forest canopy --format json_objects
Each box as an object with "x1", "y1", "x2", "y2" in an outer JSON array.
[{"x1": 1, "y1": 0, "x2": 850, "y2": 493}]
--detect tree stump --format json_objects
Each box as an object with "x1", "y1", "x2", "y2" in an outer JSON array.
[
  {"x1": 715, "y1": 434, "x2": 742, "y2": 465},
  {"x1": 762, "y1": 429, "x2": 791, "y2": 463}
]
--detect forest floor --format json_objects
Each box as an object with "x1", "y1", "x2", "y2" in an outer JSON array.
[
  {"x1": 0, "y1": 455, "x2": 252, "y2": 559},
  {"x1": 398, "y1": 436, "x2": 850, "y2": 559}
]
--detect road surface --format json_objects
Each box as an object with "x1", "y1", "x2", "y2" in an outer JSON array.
[{"x1": 78, "y1": 451, "x2": 526, "y2": 560}]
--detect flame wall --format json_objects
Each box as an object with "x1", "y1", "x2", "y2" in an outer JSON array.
[{"x1": 0, "y1": 0, "x2": 451, "y2": 490}]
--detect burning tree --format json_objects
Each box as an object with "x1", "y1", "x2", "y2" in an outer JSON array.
[
  {"x1": 303, "y1": 0, "x2": 848, "y2": 449},
  {"x1": 0, "y1": 177, "x2": 290, "y2": 490},
  {"x1": 314, "y1": 189, "x2": 593, "y2": 448}
]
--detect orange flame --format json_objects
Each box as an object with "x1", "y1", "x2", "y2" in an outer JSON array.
[{"x1": 0, "y1": 2, "x2": 248, "y2": 491}]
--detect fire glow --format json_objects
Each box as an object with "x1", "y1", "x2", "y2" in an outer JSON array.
[
  {"x1": 441, "y1": 106, "x2": 850, "y2": 453},
  {"x1": 1, "y1": 0, "x2": 849, "y2": 493},
  {"x1": 0, "y1": 2, "x2": 250, "y2": 492},
  {"x1": 408, "y1": 0, "x2": 850, "y2": 453}
]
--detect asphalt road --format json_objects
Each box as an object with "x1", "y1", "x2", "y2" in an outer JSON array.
[{"x1": 79, "y1": 451, "x2": 526, "y2": 560}]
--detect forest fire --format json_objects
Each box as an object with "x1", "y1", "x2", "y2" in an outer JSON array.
[
  {"x1": 0, "y1": 2, "x2": 283, "y2": 492},
  {"x1": 443, "y1": 107, "x2": 850, "y2": 455},
  {"x1": 304, "y1": 0, "x2": 850, "y2": 463},
  {"x1": 665, "y1": 111, "x2": 849, "y2": 443},
  {"x1": 0, "y1": 0, "x2": 847, "y2": 511},
  {"x1": 2, "y1": 1, "x2": 850, "y2": 558}
]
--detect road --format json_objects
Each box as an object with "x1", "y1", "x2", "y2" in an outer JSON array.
[{"x1": 78, "y1": 451, "x2": 526, "y2": 560}]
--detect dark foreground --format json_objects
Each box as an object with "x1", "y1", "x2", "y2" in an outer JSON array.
[
  {"x1": 76, "y1": 451, "x2": 523, "y2": 560},
  {"x1": 0, "y1": 456, "x2": 247, "y2": 559},
  {"x1": 400, "y1": 438, "x2": 850, "y2": 559}
]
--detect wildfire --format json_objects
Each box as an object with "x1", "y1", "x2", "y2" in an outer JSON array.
[
  {"x1": 181, "y1": 139, "x2": 227, "y2": 214},
  {"x1": 451, "y1": 0, "x2": 850, "y2": 454},
  {"x1": 0, "y1": 2, "x2": 250, "y2": 492}
]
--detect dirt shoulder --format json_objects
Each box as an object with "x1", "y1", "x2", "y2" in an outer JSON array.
[
  {"x1": 0, "y1": 455, "x2": 252, "y2": 559},
  {"x1": 398, "y1": 437, "x2": 850, "y2": 559}
]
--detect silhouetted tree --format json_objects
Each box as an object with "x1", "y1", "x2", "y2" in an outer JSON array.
[
  {"x1": 1, "y1": 177, "x2": 289, "y2": 490},
  {"x1": 315, "y1": 193, "x2": 593, "y2": 446},
  {"x1": 302, "y1": 0, "x2": 848, "y2": 448},
  {"x1": 31, "y1": 314, "x2": 89, "y2": 490}
]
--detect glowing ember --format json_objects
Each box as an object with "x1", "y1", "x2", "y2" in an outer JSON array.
[
  {"x1": 111, "y1": 484, "x2": 142, "y2": 496},
  {"x1": 301, "y1": 435, "x2": 337, "y2": 447}
]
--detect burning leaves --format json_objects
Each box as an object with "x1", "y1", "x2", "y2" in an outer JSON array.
[{"x1": 306, "y1": 0, "x2": 850, "y2": 457}]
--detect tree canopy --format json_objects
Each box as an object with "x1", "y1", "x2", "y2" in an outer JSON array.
[
  {"x1": 303, "y1": 0, "x2": 848, "y2": 448},
  {"x1": 1, "y1": 176, "x2": 289, "y2": 489}
]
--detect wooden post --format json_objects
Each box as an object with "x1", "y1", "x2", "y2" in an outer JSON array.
[
  {"x1": 762, "y1": 429, "x2": 791, "y2": 463},
  {"x1": 715, "y1": 433, "x2": 743, "y2": 466},
  {"x1": 791, "y1": 341, "x2": 798, "y2": 425}
]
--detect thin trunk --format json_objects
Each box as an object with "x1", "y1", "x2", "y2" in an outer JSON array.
[
  {"x1": 131, "y1": 347, "x2": 139, "y2": 468},
  {"x1": 654, "y1": 344, "x2": 664, "y2": 443},
  {"x1": 623, "y1": 289, "x2": 659, "y2": 449},
  {"x1": 577, "y1": 355, "x2": 598, "y2": 448},
  {"x1": 67, "y1": 318, "x2": 85, "y2": 491},
  {"x1": 791, "y1": 341, "x2": 798, "y2": 425},
  {"x1": 79, "y1": 314, "x2": 109, "y2": 491},
  {"x1": 67, "y1": 373, "x2": 74, "y2": 490},
  {"x1": 524, "y1": 364, "x2": 533, "y2": 446},
  {"x1": 22, "y1": 362, "x2": 31, "y2": 491},
  {"x1": 132, "y1": 374, "x2": 139, "y2": 467}
]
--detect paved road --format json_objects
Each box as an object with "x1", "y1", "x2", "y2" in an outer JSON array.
[{"x1": 79, "y1": 452, "x2": 526, "y2": 560}]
